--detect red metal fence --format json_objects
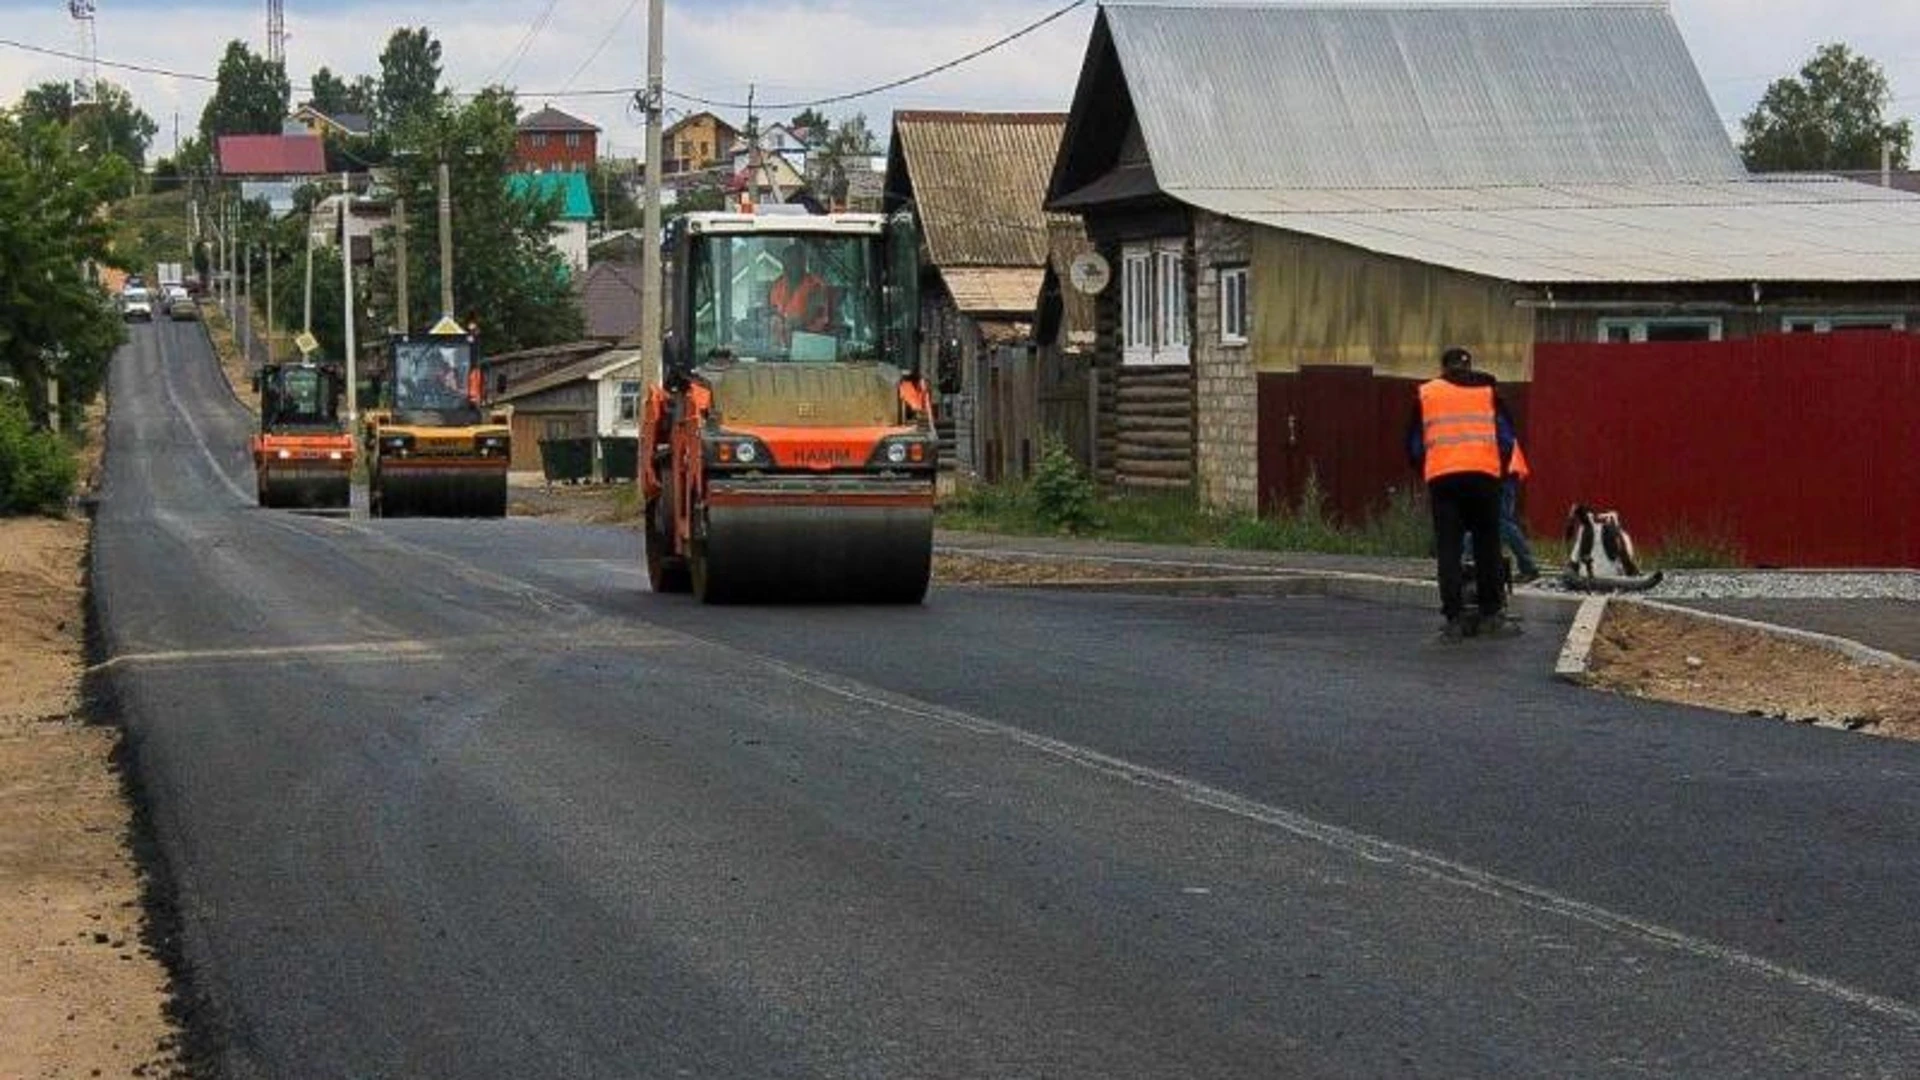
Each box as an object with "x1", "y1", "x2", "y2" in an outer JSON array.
[{"x1": 1528, "y1": 334, "x2": 1920, "y2": 567}]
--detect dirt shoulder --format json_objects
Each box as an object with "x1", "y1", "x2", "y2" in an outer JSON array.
[
  {"x1": 0, "y1": 511, "x2": 181, "y2": 1077},
  {"x1": 1585, "y1": 601, "x2": 1920, "y2": 739}
]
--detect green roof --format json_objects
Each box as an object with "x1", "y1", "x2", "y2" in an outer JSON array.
[{"x1": 507, "y1": 171, "x2": 595, "y2": 221}]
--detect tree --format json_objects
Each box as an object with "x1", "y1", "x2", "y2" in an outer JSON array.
[
  {"x1": 307, "y1": 66, "x2": 373, "y2": 116},
  {"x1": 813, "y1": 112, "x2": 881, "y2": 208},
  {"x1": 788, "y1": 108, "x2": 831, "y2": 146},
  {"x1": 1740, "y1": 43, "x2": 1913, "y2": 172},
  {"x1": 15, "y1": 80, "x2": 158, "y2": 168},
  {"x1": 370, "y1": 88, "x2": 582, "y2": 354},
  {"x1": 0, "y1": 115, "x2": 129, "y2": 431},
  {"x1": 378, "y1": 28, "x2": 444, "y2": 134},
  {"x1": 199, "y1": 40, "x2": 291, "y2": 143}
]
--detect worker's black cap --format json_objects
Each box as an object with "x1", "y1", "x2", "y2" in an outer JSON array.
[{"x1": 1441, "y1": 346, "x2": 1473, "y2": 371}]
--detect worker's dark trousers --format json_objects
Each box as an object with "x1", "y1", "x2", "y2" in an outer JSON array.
[{"x1": 1429, "y1": 472, "x2": 1505, "y2": 619}]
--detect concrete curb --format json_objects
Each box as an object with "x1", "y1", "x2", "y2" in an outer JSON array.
[
  {"x1": 940, "y1": 543, "x2": 1912, "y2": 678},
  {"x1": 1554, "y1": 596, "x2": 1610, "y2": 683},
  {"x1": 1625, "y1": 597, "x2": 1920, "y2": 674}
]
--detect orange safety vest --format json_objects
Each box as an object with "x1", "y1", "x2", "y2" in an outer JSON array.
[
  {"x1": 1418, "y1": 378, "x2": 1501, "y2": 481},
  {"x1": 770, "y1": 273, "x2": 830, "y2": 330},
  {"x1": 1508, "y1": 441, "x2": 1531, "y2": 482}
]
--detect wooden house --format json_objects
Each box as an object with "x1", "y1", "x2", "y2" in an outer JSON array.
[
  {"x1": 515, "y1": 106, "x2": 600, "y2": 173},
  {"x1": 1047, "y1": 2, "x2": 1920, "y2": 519},
  {"x1": 885, "y1": 112, "x2": 1072, "y2": 481}
]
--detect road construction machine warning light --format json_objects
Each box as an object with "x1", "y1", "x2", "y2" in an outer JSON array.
[
  {"x1": 363, "y1": 328, "x2": 511, "y2": 518},
  {"x1": 251, "y1": 362, "x2": 353, "y2": 511},
  {"x1": 641, "y1": 209, "x2": 937, "y2": 603}
]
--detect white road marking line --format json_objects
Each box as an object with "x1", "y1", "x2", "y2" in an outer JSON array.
[
  {"x1": 91, "y1": 629, "x2": 674, "y2": 674},
  {"x1": 761, "y1": 657, "x2": 1920, "y2": 1027},
  {"x1": 155, "y1": 322, "x2": 254, "y2": 505}
]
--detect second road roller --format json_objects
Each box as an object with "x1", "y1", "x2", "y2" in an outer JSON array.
[
  {"x1": 252, "y1": 361, "x2": 353, "y2": 511},
  {"x1": 641, "y1": 209, "x2": 937, "y2": 603},
  {"x1": 363, "y1": 320, "x2": 511, "y2": 518}
]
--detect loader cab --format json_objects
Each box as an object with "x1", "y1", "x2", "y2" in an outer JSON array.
[
  {"x1": 256, "y1": 363, "x2": 345, "y2": 433},
  {"x1": 665, "y1": 211, "x2": 919, "y2": 379},
  {"x1": 387, "y1": 332, "x2": 481, "y2": 425}
]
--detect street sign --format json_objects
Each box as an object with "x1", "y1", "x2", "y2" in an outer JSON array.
[{"x1": 294, "y1": 331, "x2": 320, "y2": 356}]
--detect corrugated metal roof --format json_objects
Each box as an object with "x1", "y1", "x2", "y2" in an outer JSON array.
[
  {"x1": 1103, "y1": 2, "x2": 1744, "y2": 190},
  {"x1": 518, "y1": 106, "x2": 599, "y2": 132},
  {"x1": 942, "y1": 268, "x2": 1047, "y2": 315},
  {"x1": 894, "y1": 112, "x2": 1067, "y2": 268},
  {"x1": 1183, "y1": 177, "x2": 1920, "y2": 282},
  {"x1": 217, "y1": 134, "x2": 326, "y2": 177},
  {"x1": 507, "y1": 172, "x2": 596, "y2": 220}
]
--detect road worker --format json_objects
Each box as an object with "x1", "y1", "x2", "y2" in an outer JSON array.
[{"x1": 1407, "y1": 346, "x2": 1518, "y2": 640}]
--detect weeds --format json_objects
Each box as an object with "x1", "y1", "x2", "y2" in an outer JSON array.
[{"x1": 0, "y1": 393, "x2": 79, "y2": 515}]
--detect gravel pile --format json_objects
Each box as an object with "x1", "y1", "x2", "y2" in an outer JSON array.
[{"x1": 1647, "y1": 570, "x2": 1920, "y2": 601}]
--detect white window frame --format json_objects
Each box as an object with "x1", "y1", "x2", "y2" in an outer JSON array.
[
  {"x1": 1219, "y1": 265, "x2": 1249, "y2": 346},
  {"x1": 1781, "y1": 314, "x2": 1907, "y2": 333},
  {"x1": 565, "y1": 131, "x2": 583, "y2": 149},
  {"x1": 1596, "y1": 316, "x2": 1723, "y2": 344},
  {"x1": 616, "y1": 380, "x2": 642, "y2": 425},
  {"x1": 1120, "y1": 239, "x2": 1191, "y2": 366}
]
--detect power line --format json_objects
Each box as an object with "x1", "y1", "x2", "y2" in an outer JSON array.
[
  {"x1": 561, "y1": 0, "x2": 642, "y2": 92},
  {"x1": 490, "y1": 0, "x2": 565, "y2": 87},
  {"x1": 1, "y1": 0, "x2": 1089, "y2": 109},
  {"x1": 664, "y1": 0, "x2": 1089, "y2": 111}
]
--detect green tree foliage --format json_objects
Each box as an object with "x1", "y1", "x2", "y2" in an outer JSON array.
[
  {"x1": 813, "y1": 112, "x2": 881, "y2": 208},
  {"x1": 307, "y1": 66, "x2": 374, "y2": 117},
  {"x1": 788, "y1": 108, "x2": 831, "y2": 146},
  {"x1": 378, "y1": 28, "x2": 444, "y2": 134},
  {"x1": 1740, "y1": 43, "x2": 1914, "y2": 172},
  {"x1": 0, "y1": 392, "x2": 79, "y2": 515},
  {"x1": 371, "y1": 89, "x2": 582, "y2": 354},
  {"x1": 199, "y1": 40, "x2": 292, "y2": 143},
  {"x1": 586, "y1": 160, "x2": 642, "y2": 231},
  {"x1": 16, "y1": 80, "x2": 159, "y2": 168},
  {"x1": 0, "y1": 114, "x2": 128, "y2": 431}
]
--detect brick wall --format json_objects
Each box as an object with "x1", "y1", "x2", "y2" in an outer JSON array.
[{"x1": 1192, "y1": 211, "x2": 1258, "y2": 512}]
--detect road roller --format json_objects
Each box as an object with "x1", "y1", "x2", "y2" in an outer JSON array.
[
  {"x1": 251, "y1": 361, "x2": 353, "y2": 511},
  {"x1": 641, "y1": 209, "x2": 937, "y2": 603},
  {"x1": 364, "y1": 321, "x2": 511, "y2": 518}
]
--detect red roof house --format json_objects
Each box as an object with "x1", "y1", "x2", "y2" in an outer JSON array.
[{"x1": 217, "y1": 134, "x2": 327, "y2": 177}]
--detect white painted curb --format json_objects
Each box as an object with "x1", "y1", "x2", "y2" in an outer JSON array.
[{"x1": 1555, "y1": 596, "x2": 1609, "y2": 683}]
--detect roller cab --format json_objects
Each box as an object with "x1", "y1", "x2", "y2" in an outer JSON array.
[
  {"x1": 365, "y1": 324, "x2": 511, "y2": 518},
  {"x1": 642, "y1": 210, "x2": 935, "y2": 603},
  {"x1": 252, "y1": 361, "x2": 353, "y2": 511}
]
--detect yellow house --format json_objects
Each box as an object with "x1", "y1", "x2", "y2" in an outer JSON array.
[{"x1": 661, "y1": 112, "x2": 740, "y2": 176}]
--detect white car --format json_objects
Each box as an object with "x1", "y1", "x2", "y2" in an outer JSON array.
[{"x1": 122, "y1": 288, "x2": 154, "y2": 321}]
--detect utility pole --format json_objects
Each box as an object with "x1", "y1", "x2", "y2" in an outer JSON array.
[
  {"x1": 241, "y1": 238, "x2": 253, "y2": 369},
  {"x1": 639, "y1": 0, "x2": 665, "y2": 388},
  {"x1": 264, "y1": 238, "x2": 274, "y2": 367},
  {"x1": 341, "y1": 173, "x2": 358, "y2": 427},
  {"x1": 394, "y1": 195, "x2": 410, "y2": 336},
  {"x1": 303, "y1": 213, "x2": 315, "y2": 335},
  {"x1": 437, "y1": 161, "x2": 455, "y2": 318}
]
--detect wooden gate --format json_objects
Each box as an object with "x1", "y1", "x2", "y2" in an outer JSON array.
[{"x1": 974, "y1": 344, "x2": 1095, "y2": 482}]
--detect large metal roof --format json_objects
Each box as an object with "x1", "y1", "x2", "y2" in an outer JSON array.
[
  {"x1": 1181, "y1": 177, "x2": 1920, "y2": 283},
  {"x1": 1081, "y1": 2, "x2": 1920, "y2": 283},
  {"x1": 1103, "y1": 1, "x2": 1744, "y2": 190},
  {"x1": 892, "y1": 112, "x2": 1067, "y2": 269}
]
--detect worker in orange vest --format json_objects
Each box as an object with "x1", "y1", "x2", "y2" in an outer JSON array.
[
  {"x1": 1408, "y1": 346, "x2": 1519, "y2": 640},
  {"x1": 1501, "y1": 441, "x2": 1542, "y2": 584},
  {"x1": 768, "y1": 242, "x2": 833, "y2": 340}
]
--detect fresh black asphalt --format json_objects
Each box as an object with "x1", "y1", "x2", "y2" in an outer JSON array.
[{"x1": 89, "y1": 319, "x2": 1920, "y2": 1078}]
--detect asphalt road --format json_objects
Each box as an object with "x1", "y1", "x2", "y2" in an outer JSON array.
[{"x1": 92, "y1": 319, "x2": 1920, "y2": 1078}]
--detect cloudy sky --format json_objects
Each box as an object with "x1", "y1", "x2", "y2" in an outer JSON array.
[{"x1": 4, "y1": 0, "x2": 1920, "y2": 160}]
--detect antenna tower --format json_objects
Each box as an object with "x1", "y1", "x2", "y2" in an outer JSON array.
[
  {"x1": 266, "y1": 0, "x2": 286, "y2": 65},
  {"x1": 67, "y1": 0, "x2": 99, "y2": 104}
]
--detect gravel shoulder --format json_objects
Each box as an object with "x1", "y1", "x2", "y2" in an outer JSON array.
[{"x1": 0, "y1": 446, "x2": 181, "y2": 1078}]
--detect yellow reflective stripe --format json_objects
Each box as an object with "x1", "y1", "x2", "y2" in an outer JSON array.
[
  {"x1": 1428, "y1": 433, "x2": 1498, "y2": 447},
  {"x1": 1423, "y1": 412, "x2": 1493, "y2": 429}
]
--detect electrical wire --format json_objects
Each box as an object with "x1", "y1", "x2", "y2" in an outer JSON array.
[
  {"x1": 664, "y1": 0, "x2": 1089, "y2": 111},
  {"x1": 1, "y1": 0, "x2": 1089, "y2": 109},
  {"x1": 561, "y1": 0, "x2": 643, "y2": 92},
  {"x1": 491, "y1": 0, "x2": 566, "y2": 87}
]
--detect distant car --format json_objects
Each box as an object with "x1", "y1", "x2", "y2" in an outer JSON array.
[
  {"x1": 168, "y1": 294, "x2": 199, "y2": 321},
  {"x1": 121, "y1": 287, "x2": 154, "y2": 321}
]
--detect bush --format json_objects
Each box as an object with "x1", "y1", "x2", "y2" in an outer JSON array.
[
  {"x1": 1029, "y1": 435, "x2": 1096, "y2": 533},
  {"x1": 0, "y1": 393, "x2": 78, "y2": 515}
]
